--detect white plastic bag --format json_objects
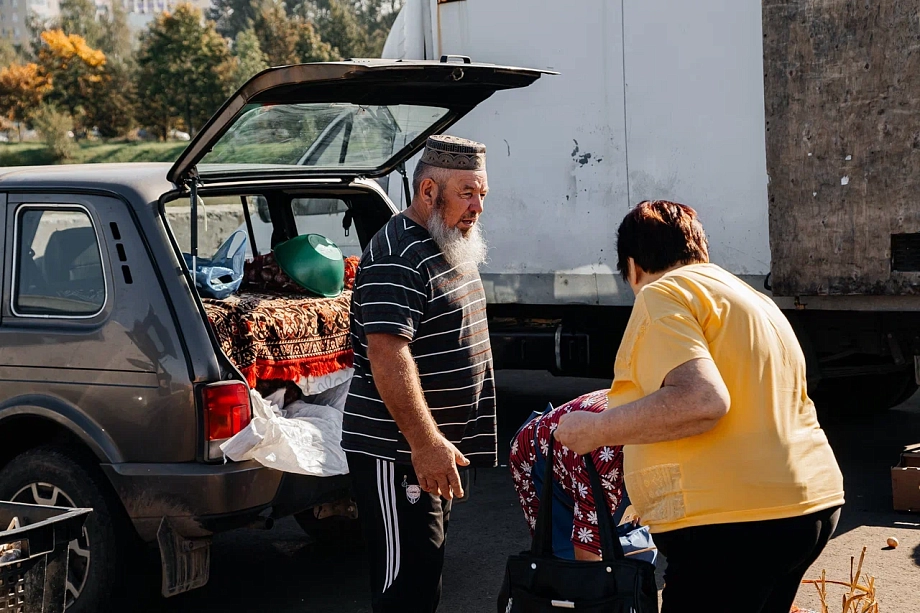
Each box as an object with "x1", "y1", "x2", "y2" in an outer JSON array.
[
  {"x1": 261, "y1": 388, "x2": 286, "y2": 417},
  {"x1": 303, "y1": 376, "x2": 351, "y2": 412},
  {"x1": 220, "y1": 390, "x2": 349, "y2": 477},
  {"x1": 296, "y1": 368, "x2": 355, "y2": 398}
]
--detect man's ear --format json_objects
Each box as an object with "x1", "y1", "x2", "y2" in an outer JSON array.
[{"x1": 418, "y1": 177, "x2": 439, "y2": 210}]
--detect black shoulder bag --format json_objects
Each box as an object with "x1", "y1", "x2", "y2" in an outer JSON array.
[{"x1": 497, "y1": 434, "x2": 658, "y2": 612}]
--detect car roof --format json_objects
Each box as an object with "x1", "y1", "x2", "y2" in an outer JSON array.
[{"x1": 0, "y1": 163, "x2": 176, "y2": 207}]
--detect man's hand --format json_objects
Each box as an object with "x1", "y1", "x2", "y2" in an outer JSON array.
[
  {"x1": 411, "y1": 435, "x2": 470, "y2": 500},
  {"x1": 365, "y1": 332, "x2": 476, "y2": 500},
  {"x1": 555, "y1": 411, "x2": 605, "y2": 455},
  {"x1": 367, "y1": 333, "x2": 465, "y2": 497}
]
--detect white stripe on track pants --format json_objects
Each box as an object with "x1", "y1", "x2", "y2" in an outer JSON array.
[{"x1": 347, "y1": 453, "x2": 452, "y2": 613}]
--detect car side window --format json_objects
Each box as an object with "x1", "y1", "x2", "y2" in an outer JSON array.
[
  {"x1": 251, "y1": 197, "x2": 361, "y2": 258},
  {"x1": 14, "y1": 207, "x2": 106, "y2": 317}
]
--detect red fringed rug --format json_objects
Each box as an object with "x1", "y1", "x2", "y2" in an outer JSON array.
[{"x1": 203, "y1": 290, "x2": 354, "y2": 387}]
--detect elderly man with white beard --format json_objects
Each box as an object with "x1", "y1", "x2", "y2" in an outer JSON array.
[{"x1": 342, "y1": 135, "x2": 494, "y2": 613}]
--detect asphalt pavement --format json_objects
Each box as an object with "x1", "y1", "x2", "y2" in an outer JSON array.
[{"x1": 135, "y1": 370, "x2": 920, "y2": 612}]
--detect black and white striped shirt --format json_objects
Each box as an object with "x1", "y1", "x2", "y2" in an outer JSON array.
[{"x1": 342, "y1": 213, "x2": 497, "y2": 467}]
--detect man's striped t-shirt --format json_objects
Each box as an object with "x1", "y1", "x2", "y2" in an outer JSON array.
[{"x1": 342, "y1": 213, "x2": 497, "y2": 468}]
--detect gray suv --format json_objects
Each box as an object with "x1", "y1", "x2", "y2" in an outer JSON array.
[{"x1": 0, "y1": 59, "x2": 545, "y2": 612}]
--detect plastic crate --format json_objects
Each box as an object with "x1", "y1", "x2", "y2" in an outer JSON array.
[{"x1": 0, "y1": 502, "x2": 91, "y2": 613}]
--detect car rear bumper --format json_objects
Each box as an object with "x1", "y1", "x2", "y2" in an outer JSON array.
[{"x1": 101, "y1": 460, "x2": 351, "y2": 541}]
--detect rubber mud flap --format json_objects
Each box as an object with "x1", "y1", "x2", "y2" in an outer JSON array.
[{"x1": 156, "y1": 518, "x2": 210, "y2": 598}]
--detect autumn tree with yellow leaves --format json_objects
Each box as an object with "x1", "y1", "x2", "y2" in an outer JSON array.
[
  {"x1": 0, "y1": 62, "x2": 52, "y2": 141},
  {"x1": 0, "y1": 0, "x2": 404, "y2": 146},
  {"x1": 37, "y1": 30, "x2": 106, "y2": 128}
]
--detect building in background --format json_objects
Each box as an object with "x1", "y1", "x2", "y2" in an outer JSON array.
[
  {"x1": 0, "y1": 0, "x2": 60, "y2": 47},
  {"x1": 0, "y1": 0, "x2": 212, "y2": 48}
]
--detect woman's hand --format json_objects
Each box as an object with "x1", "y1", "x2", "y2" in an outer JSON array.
[{"x1": 555, "y1": 411, "x2": 606, "y2": 455}]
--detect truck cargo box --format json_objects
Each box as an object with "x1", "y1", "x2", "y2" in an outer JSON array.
[{"x1": 764, "y1": 1, "x2": 920, "y2": 296}]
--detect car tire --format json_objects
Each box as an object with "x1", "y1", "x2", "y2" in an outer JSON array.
[{"x1": 0, "y1": 446, "x2": 130, "y2": 613}]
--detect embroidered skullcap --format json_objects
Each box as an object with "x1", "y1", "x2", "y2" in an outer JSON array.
[{"x1": 419, "y1": 135, "x2": 486, "y2": 171}]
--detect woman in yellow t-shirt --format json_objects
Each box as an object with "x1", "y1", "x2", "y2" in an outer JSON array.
[{"x1": 555, "y1": 200, "x2": 844, "y2": 613}]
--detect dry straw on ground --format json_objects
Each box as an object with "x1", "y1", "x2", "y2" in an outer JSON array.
[{"x1": 800, "y1": 547, "x2": 880, "y2": 613}]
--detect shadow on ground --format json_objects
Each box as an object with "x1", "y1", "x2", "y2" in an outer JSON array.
[
  {"x1": 816, "y1": 397, "x2": 920, "y2": 538},
  {"x1": 128, "y1": 371, "x2": 920, "y2": 612}
]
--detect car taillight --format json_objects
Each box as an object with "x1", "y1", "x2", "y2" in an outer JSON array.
[{"x1": 202, "y1": 381, "x2": 251, "y2": 442}]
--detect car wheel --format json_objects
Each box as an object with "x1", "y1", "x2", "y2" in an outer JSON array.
[{"x1": 0, "y1": 447, "x2": 128, "y2": 613}]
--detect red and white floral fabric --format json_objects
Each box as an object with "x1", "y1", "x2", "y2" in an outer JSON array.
[{"x1": 509, "y1": 389, "x2": 625, "y2": 557}]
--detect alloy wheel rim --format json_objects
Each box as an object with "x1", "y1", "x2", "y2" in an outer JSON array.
[{"x1": 11, "y1": 482, "x2": 90, "y2": 609}]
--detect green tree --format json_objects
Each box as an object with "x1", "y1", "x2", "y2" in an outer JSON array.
[
  {"x1": 213, "y1": 0, "x2": 354, "y2": 62},
  {"x1": 25, "y1": 12, "x2": 53, "y2": 60},
  {"x1": 295, "y1": 0, "x2": 402, "y2": 59},
  {"x1": 92, "y1": 2, "x2": 136, "y2": 138},
  {"x1": 85, "y1": 61, "x2": 136, "y2": 137},
  {"x1": 32, "y1": 103, "x2": 76, "y2": 161},
  {"x1": 135, "y1": 4, "x2": 235, "y2": 139},
  {"x1": 0, "y1": 38, "x2": 23, "y2": 67},
  {"x1": 99, "y1": 1, "x2": 135, "y2": 65},
  {"x1": 58, "y1": 0, "x2": 106, "y2": 49},
  {"x1": 356, "y1": 0, "x2": 404, "y2": 57},
  {"x1": 295, "y1": 19, "x2": 337, "y2": 62},
  {"x1": 209, "y1": 0, "x2": 259, "y2": 38},
  {"x1": 248, "y1": 0, "x2": 335, "y2": 65},
  {"x1": 313, "y1": 0, "x2": 366, "y2": 59},
  {"x1": 231, "y1": 28, "x2": 268, "y2": 89},
  {"x1": 355, "y1": 0, "x2": 404, "y2": 30},
  {"x1": 252, "y1": 0, "x2": 301, "y2": 66}
]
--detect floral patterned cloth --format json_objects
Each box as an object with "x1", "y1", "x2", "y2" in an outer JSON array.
[
  {"x1": 509, "y1": 389, "x2": 625, "y2": 557},
  {"x1": 343, "y1": 255, "x2": 359, "y2": 291},
  {"x1": 203, "y1": 252, "x2": 361, "y2": 388},
  {"x1": 202, "y1": 290, "x2": 354, "y2": 388}
]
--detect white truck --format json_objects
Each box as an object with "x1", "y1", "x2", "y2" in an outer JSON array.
[{"x1": 379, "y1": 0, "x2": 920, "y2": 412}]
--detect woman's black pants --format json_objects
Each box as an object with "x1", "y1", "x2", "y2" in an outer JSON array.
[{"x1": 654, "y1": 506, "x2": 842, "y2": 613}]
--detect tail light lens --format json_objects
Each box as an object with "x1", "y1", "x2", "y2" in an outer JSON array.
[{"x1": 202, "y1": 381, "x2": 251, "y2": 444}]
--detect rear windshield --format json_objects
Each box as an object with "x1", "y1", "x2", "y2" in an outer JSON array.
[{"x1": 198, "y1": 103, "x2": 449, "y2": 172}]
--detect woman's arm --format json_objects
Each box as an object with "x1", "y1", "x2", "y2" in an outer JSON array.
[{"x1": 555, "y1": 358, "x2": 730, "y2": 454}]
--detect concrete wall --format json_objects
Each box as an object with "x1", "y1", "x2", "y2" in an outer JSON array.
[
  {"x1": 165, "y1": 204, "x2": 249, "y2": 257},
  {"x1": 764, "y1": 1, "x2": 920, "y2": 296}
]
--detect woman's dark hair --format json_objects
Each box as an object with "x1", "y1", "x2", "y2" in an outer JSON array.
[{"x1": 616, "y1": 200, "x2": 709, "y2": 281}]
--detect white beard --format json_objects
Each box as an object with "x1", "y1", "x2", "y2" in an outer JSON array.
[{"x1": 427, "y1": 206, "x2": 488, "y2": 268}]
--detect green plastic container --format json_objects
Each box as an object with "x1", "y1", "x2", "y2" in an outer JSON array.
[{"x1": 273, "y1": 234, "x2": 345, "y2": 297}]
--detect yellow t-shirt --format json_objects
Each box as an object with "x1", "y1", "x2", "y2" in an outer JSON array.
[{"x1": 612, "y1": 263, "x2": 844, "y2": 533}]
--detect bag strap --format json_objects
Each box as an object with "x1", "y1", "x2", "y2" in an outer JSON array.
[
  {"x1": 530, "y1": 431, "x2": 557, "y2": 557},
  {"x1": 610, "y1": 482, "x2": 632, "y2": 528},
  {"x1": 582, "y1": 451, "x2": 627, "y2": 560},
  {"x1": 531, "y1": 432, "x2": 626, "y2": 561}
]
